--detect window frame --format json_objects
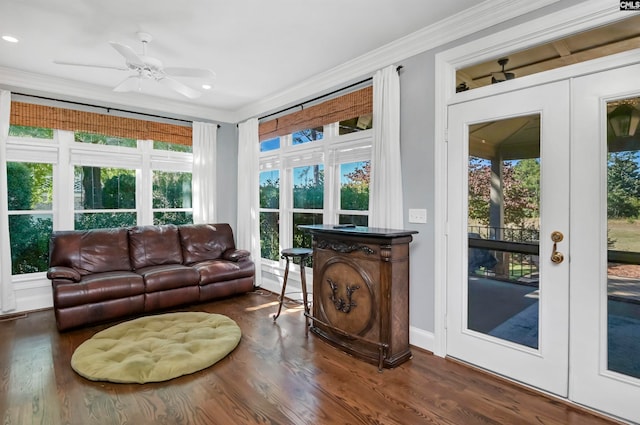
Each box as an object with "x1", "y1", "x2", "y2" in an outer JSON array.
[{"x1": 258, "y1": 120, "x2": 372, "y2": 268}]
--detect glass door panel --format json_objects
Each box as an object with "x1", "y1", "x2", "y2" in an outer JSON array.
[
  {"x1": 606, "y1": 96, "x2": 640, "y2": 380},
  {"x1": 467, "y1": 115, "x2": 541, "y2": 349}
]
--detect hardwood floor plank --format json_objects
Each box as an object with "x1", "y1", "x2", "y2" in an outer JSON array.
[{"x1": 0, "y1": 291, "x2": 625, "y2": 425}]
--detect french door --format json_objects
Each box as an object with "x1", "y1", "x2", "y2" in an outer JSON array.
[
  {"x1": 447, "y1": 80, "x2": 571, "y2": 396},
  {"x1": 447, "y1": 64, "x2": 640, "y2": 422}
]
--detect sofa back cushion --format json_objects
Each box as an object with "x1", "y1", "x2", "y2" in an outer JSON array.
[
  {"x1": 128, "y1": 224, "x2": 183, "y2": 270},
  {"x1": 49, "y1": 228, "x2": 131, "y2": 275},
  {"x1": 179, "y1": 223, "x2": 236, "y2": 264}
]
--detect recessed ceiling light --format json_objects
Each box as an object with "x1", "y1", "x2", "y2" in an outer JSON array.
[
  {"x1": 202, "y1": 84, "x2": 212, "y2": 90},
  {"x1": 2, "y1": 35, "x2": 19, "y2": 43}
]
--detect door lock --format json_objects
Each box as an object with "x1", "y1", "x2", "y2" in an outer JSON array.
[{"x1": 550, "y1": 231, "x2": 564, "y2": 264}]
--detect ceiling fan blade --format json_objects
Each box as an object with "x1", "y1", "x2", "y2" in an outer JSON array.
[
  {"x1": 113, "y1": 76, "x2": 142, "y2": 93},
  {"x1": 109, "y1": 42, "x2": 145, "y2": 67},
  {"x1": 158, "y1": 77, "x2": 201, "y2": 99},
  {"x1": 53, "y1": 60, "x2": 128, "y2": 71},
  {"x1": 163, "y1": 67, "x2": 216, "y2": 80}
]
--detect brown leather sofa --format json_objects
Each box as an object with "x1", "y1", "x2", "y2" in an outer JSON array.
[{"x1": 47, "y1": 223, "x2": 255, "y2": 331}]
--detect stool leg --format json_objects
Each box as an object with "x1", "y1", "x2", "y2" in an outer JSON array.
[
  {"x1": 300, "y1": 258, "x2": 310, "y2": 336},
  {"x1": 274, "y1": 256, "x2": 290, "y2": 321}
]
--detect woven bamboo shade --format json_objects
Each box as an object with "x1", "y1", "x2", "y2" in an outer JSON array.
[
  {"x1": 10, "y1": 102, "x2": 193, "y2": 146},
  {"x1": 258, "y1": 85, "x2": 372, "y2": 141}
]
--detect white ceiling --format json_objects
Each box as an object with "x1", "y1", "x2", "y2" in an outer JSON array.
[{"x1": 0, "y1": 0, "x2": 485, "y2": 122}]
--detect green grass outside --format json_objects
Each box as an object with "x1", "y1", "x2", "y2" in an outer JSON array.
[{"x1": 608, "y1": 219, "x2": 640, "y2": 252}]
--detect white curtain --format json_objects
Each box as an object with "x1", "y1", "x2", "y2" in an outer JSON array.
[
  {"x1": 369, "y1": 65, "x2": 404, "y2": 229},
  {"x1": 192, "y1": 122, "x2": 217, "y2": 224},
  {"x1": 0, "y1": 90, "x2": 16, "y2": 312},
  {"x1": 237, "y1": 118, "x2": 262, "y2": 287}
]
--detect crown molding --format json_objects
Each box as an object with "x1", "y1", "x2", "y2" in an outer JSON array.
[
  {"x1": 0, "y1": 67, "x2": 235, "y2": 124},
  {"x1": 233, "y1": 0, "x2": 561, "y2": 123},
  {"x1": 0, "y1": 0, "x2": 561, "y2": 125}
]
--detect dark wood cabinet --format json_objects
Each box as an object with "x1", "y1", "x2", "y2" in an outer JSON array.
[{"x1": 299, "y1": 225, "x2": 417, "y2": 370}]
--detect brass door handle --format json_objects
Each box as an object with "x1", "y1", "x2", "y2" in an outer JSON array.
[{"x1": 550, "y1": 231, "x2": 564, "y2": 264}]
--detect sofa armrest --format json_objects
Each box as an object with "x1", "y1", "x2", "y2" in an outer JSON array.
[
  {"x1": 222, "y1": 249, "x2": 251, "y2": 262},
  {"x1": 47, "y1": 266, "x2": 81, "y2": 282}
]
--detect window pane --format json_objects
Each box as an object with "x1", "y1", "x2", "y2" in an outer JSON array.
[
  {"x1": 293, "y1": 212, "x2": 322, "y2": 267},
  {"x1": 154, "y1": 211, "x2": 193, "y2": 225},
  {"x1": 260, "y1": 212, "x2": 280, "y2": 260},
  {"x1": 8, "y1": 162, "x2": 53, "y2": 210},
  {"x1": 293, "y1": 165, "x2": 324, "y2": 209},
  {"x1": 339, "y1": 114, "x2": 372, "y2": 135},
  {"x1": 292, "y1": 127, "x2": 323, "y2": 145},
  {"x1": 75, "y1": 132, "x2": 137, "y2": 148},
  {"x1": 154, "y1": 141, "x2": 192, "y2": 153},
  {"x1": 339, "y1": 214, "x2": 368, "y2": 226},
  {"x1": 606, "y1": 96, "x2": 640, "y2": 379},
  {"x1": 340, "y1": 161, "x2": 369, "y2": 211},
  {"x1": 74, "y1": 167, "x2": 136, "y2": 210},
  {"x1": 74, "y1": 212, "x2": 137, "y2": 230},
  {"x1": 260, "y1": 137, "x2": 280, "y2": 152},
  {"x1": 260, "y1": 170, "x2": 279, "y2": 208},
  {"x1": 9, "y1": 214, "x2": 52, "y2": 274},
  {"x1": 8, "y1": 125, "x2": 53, "y2": 139},
  {"x1": 153, "y1": 171, "x2": 192, "y2": 209}
]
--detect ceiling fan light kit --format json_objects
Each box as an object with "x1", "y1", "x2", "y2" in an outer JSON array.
[
  {"x1": 491, "y1": 57, "x2": 515, "y2": 84},
  {"x1": 54, "y1": 31, "x2": 215, "y2": 99}
]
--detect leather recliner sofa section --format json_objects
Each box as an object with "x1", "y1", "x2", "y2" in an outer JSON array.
[{"x1": 47, "y1": 223, "x2": 255, "y2": 331}]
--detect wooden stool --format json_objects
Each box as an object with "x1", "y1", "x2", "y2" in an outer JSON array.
[{"x1": 273, "y1": 247, "x2": 312, "y2": 333}]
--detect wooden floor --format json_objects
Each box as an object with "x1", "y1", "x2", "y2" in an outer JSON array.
[{"x1": 0, "y1": 291, "x2": 624, "y2": 425}]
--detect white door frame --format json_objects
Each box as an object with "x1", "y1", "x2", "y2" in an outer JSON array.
[{"x1": 433, "y1": 1, "x2": 640, "y2": 357}]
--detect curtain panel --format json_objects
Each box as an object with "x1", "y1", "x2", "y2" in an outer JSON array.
[
  {"x1": 0, "y1": 91, "x2": 16, "y2": 312},
  {"x1": 192, "y1": 122, "x2": 218, "y2": 224},
  {"x1": 369, "y1": 65, "x2": 404, "y2": 229},
  {"x1": 237, "y1": 118, "x2": 262, "y2": 287}
]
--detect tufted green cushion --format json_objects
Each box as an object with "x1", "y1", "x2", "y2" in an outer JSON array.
[{"x1": 71, "y1": 312, "x2": 241, "y2": 383}]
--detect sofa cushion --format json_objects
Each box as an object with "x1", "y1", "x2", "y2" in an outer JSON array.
[
  {"x1": 129, "y1": 225, "x2": 183, "y2": 270},
  {"x1": 179, "y1": 224, "x2": 236, "y2": 265},
  {"x1": 53, "y1": 271, "x2": 144, "y2": 308},
  {"x1": 49, "y1": 228, "x2": 132, "y2": 275},
  {"x1": 192, "y1": 259, "x2": 255, "y2": 285},
  {"x1": 136, "y1": 264, "x2": 200, "y2": 293}
]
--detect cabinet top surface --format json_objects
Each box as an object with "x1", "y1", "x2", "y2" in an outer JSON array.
[{"x1": 298, "y1": 224, "x2": 418, "y2": 238}]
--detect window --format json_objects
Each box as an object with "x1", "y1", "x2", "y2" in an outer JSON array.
[
  {"x1": 8, "y1": 125, "x2": 53, "y2": 139},
  {"x1": 259, "y1": 120, "x2": 372, "y2": 265},
  {"x1": 339, "y1": 113, "x2": 372, "y2": 135},
  {"x1": 4, "y1": 107, "x2": 193, "y2": 276},
  {"x1": 292, "y1": 127, "x2": 323, "y2": 145},
  {"x1": 75, "y1": 132, "x2": 137, "y2": 147},
  {"x1": 74, "y1": 166, "x2": 137, "y2": 230},
  {"x1": 257, "y1": 86, "x2": 373, "y2": 266},
  {"x1": 260, "y1": 137, "x2": 280, "y2": 153},
  {"x1": 154, "y1": 140, "x2": 192, "y2": 153},
  {"x1": 260, "y1": 169, "x2": 280, "y2": 261},
  {"x1": 339, "y1": 160, "x2": 370, "y2": 226},
  {"x1": 152, "y1": 170, "x2": 193, "y2": 225},
  {"x1": 7, "y1": 162, "x2": 53, "y2": 274},
  {"x1": 293, "y1": 163, "x2": 324, "y2": 255}
]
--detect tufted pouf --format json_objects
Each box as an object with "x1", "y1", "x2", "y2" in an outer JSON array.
[{"x1": 71, "y1": 312, "x2": 241, "y2": 383}]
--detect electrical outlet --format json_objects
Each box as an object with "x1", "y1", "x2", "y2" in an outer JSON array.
[{"x1": 408, "y1": 208, "x2": 427, "y2": 224}]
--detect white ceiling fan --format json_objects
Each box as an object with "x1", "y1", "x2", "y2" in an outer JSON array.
[{"x1": 54, "y1": 32, "x2": 216, "y2": 99}]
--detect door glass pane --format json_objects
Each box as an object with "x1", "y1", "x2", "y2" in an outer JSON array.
[
  {"x1": 606, "y1": 96, "x2": 640, "y2": 379},
  {"x1": 467, "y1": 114, "x2": 541, "y2": 348}
]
